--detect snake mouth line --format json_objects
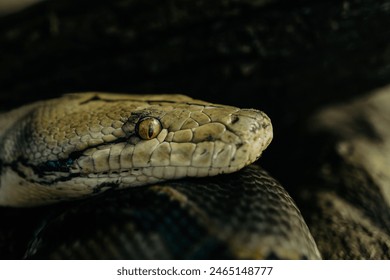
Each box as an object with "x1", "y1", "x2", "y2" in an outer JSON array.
[
  {"x1": 9, "y1": 160, "x2": 238, "y2": 186},
  {"x1": 9, "y1": 142, "x2": 244, "y2": 185},
  {"x1": 82, "y1": 165, "x2": 237, "y2": 179}
]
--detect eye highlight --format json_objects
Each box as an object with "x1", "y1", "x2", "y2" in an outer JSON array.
[{"x1": 136, "y1": 117, "x2": 162, "y2": 140}]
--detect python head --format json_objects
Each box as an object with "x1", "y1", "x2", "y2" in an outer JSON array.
[{"x1": 0, "y1": 93, "x2": 272, "y2": 206}]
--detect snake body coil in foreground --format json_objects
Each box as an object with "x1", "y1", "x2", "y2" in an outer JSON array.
[{"x1": 0, "y1": 93, "x2": 320, "y2": 259}]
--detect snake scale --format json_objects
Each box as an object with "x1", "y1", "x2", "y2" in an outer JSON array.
[{"x1": 0, "y1": 92, "x2": 321, "y2": 259}]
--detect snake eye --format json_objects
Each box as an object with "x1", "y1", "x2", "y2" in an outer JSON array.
[{"x1": 136, "y1": 117, "x2": 162, "y2": 140}]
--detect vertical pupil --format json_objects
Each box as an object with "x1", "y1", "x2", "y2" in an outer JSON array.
[{"x1": 148, "y1": 123, "x2": 154, "y2": 138}]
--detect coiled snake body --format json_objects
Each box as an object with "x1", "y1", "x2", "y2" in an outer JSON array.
[{"x1": 0, "y1": 93, "x2": 320, "y2": 259}]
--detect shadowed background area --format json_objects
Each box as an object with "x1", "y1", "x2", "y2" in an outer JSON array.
[{"x1": 1, "y1": 0, "x2": 390, "y2": 192}]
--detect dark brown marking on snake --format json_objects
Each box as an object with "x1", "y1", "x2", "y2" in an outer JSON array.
[
  {"x1": 79, "y1": 95, "x2": 156, "y2": 105},
  {"x1": 3, "y1": 158, "x2": 78, "y2": 185},
  {"x1": 78, "y1": 94, "x2": 101, "y2": 105},
  {"x1": 92, "y1": 182, "x2": 119, "y2": 194},
  {"x1": 231, "y1": 115, "x2": 239, "y2": 124}
]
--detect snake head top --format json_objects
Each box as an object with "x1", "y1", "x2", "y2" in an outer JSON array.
[{"x1": 0, "y1": 93, "x2": 273, "y2": 206}]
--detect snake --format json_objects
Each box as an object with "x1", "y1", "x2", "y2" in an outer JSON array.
[{"x1": 0, "y1": 92, "x2": 321, "y2": 259}]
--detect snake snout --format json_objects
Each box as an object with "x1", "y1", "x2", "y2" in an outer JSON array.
[{"x1": 227, "y1": 109, "x2": 273, "y2": 168}]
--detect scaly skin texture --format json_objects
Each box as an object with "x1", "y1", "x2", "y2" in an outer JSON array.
[
  {"x1": 0, "y1": 93, "x2": 272, "y2": 206},
  {"x1": 25, "y1": 165, "x2": 321, "y2": 260}
]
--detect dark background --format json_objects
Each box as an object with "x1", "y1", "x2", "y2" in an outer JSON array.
[{"x1": 1, "y1": 0, "x2": 390, "y2": 202}]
